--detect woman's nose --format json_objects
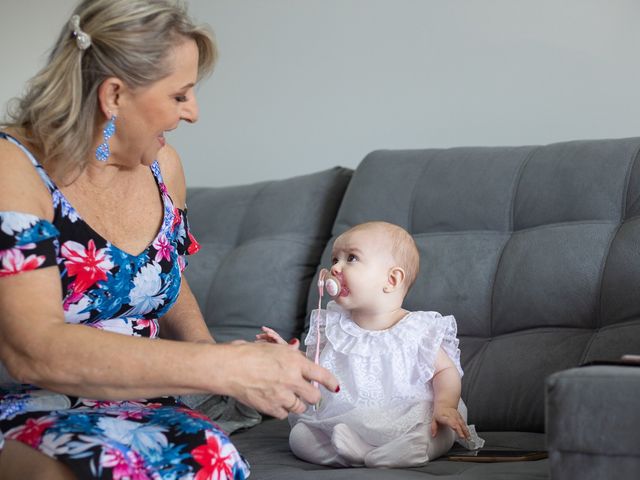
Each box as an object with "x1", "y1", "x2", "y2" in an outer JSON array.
[{"x1": 182, "y1": 97, "x2": 199, "y2": 124}]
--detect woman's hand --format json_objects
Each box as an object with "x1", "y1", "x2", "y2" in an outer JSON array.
[
  {"x1": 255, "y1": 326, "x2": 299, "y2": 349},
  {"x1": 219, "y1": 341, "x2": 338, "y2": 419}
]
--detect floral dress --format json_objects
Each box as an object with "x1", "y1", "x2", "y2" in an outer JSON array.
[{"x1": 0, "y1": 132, "x2": 250, "y2": 479}]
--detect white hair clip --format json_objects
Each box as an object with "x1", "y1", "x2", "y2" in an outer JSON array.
[{"x1": 69, "y1": 14, "x2": 92, "y2": 51}]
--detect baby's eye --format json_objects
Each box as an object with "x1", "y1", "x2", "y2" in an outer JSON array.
[
  {"x1": 175, "y1": 95, "x2": 188, "y2": 102},
  {"x1": 331, "y1": 257, "x2": 338, "y2": 265},
  {"x1": 347, "y1": 254, "x2": 358, "y2": 262}
]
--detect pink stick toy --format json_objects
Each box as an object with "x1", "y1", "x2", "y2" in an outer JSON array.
[{"x1": 312, "y1": 268, "x2": 340, "y2": 410}]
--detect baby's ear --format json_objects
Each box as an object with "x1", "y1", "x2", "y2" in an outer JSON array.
[{"x1": 385, "y1": 266, "x2": 406, "y2": 293}]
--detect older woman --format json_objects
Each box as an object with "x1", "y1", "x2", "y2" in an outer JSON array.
[{"x1": 0, "y1": 0, "x2": 338, "y2": 478}]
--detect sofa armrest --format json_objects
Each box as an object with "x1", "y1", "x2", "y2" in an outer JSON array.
[{"x1": 546, "y1": 365, "x2": 640, "y2": 479}]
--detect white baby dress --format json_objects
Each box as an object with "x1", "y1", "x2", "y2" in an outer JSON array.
[{"x1": 290, "y1": 301, "x2": 483, "y2": 450}]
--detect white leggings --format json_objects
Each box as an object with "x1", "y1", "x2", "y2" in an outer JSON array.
[{"x1": 289, "y1": 402, "x2": 467, "y2": 468}]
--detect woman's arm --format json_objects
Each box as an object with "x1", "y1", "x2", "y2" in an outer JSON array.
[
  {"x1": 0, "y1": 265, "x2": 336, "y2": 418},
  {"x1": 159, "y1": 277, "x2": 215, "y2": 343},
  {"x1": 0, "y1": 141, "x2": 339, "y2": 418}
]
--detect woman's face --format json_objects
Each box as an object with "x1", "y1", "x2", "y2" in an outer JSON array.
[{"x1": 109, "y1": 38, "x2": 200, "y2": 166}]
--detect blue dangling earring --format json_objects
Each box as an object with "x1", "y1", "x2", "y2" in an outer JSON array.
[{"x1": 95, "y1": 115, "x2": 116, "y2": 162}]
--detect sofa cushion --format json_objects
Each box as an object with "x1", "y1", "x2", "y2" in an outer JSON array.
[
  {"x1": 306, "y1": 138, "x2": 640, "y2": 433},
  {"x1": 231, "y1": 418, "x2": 547, "y2": 479},
  {"x1": 186, "y1": 167, "x2": 352, "y2": 342}
]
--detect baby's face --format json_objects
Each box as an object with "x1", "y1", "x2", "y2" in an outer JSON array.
[{"x1": 330, "y1": 228, "x2": 396, "y2": 310}]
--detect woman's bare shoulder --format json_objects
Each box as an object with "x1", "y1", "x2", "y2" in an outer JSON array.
[
  {"x1": 0, "y1": 135, "x2": 53, "y2": 219},
  {"x1": 157, "y1": 143, "x2": 187, "y2": 209}
]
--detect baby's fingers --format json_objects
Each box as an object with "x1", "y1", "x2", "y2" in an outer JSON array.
[
  {"x1": 258, "y1": 326, "x2": 287, "y2": 345},
  {"x1": 451, "y1": 419, "x2": 470, "y2": 440}
]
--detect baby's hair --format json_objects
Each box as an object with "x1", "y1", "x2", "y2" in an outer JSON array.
[{"x1": 347, "y1": 221, "x2": 420, "y2": 292}]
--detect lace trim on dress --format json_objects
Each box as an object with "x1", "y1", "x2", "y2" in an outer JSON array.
[
  {"x1": 311, "y1": 301, "x2": 463, "y2": 380},
  {"x1": 416, "y1": 312, "x2": 463, "y2": 384}
]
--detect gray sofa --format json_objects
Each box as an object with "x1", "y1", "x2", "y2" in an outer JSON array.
[{"x1": 185, "y1": 137, "x2": 640, "y2": 479}]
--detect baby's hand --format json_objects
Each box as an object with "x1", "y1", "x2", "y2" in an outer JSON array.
[
  {"x1": 431, "y1": 406, "x2": 470, "y2": 440},
  {"x1": 255, "y1": 326, "x2": 299, "y2": 349}
]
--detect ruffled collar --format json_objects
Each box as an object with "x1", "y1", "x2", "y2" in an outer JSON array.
[{"x1": 323, "y1": 301, "x2": 441, "y2": 357}]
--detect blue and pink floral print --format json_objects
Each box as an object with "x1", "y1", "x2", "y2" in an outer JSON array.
[{"x1": 0, "y1": 132, "x2": 250, "y2": 479}]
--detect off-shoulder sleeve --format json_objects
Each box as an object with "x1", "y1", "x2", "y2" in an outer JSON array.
[
  {"x1": 0, "y1": 211, "x2": 59, "y2": 277},
  {"x1": 417, "y1": 312, "x2": 464, "y2": 384},
  {"x1": 172, "y1": 206, "x2": 200, "y2": 272}
]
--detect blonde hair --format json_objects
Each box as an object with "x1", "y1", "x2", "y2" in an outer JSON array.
[
  {"x1": 2, "y1": 0, "x2": 216, "y2": 183},
  {"x1": 348, "y1": 221, "x2": 421, "y2": 291}
]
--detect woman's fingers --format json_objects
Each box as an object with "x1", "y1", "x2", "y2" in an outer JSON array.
[
  {"x1": 224, "y1": 342, "x2": 338, "y2": 418},
  {"x1": 284, "y1": 395, "x2": 307, "y2": 415},
  {"x1": 300, "y1": 359, "x2": 339, "y2": 395}
]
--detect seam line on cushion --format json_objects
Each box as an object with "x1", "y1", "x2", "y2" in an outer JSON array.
[
  {"x1": 509, "y1": 146, "x2": 539, "y2": 233},
  {"x1": 580, "y1": 318, "x2": 640, "y2": 364},
  {"x1": 592, "y1": 142, "x2": 640, "y2": 335},
  {"x1": 601, "y1": 315, "x2": 640, "y2": 327},
  {"x1": 488, "y1": 147, "x2": 538, "y2": 337},
  {"x1": 591, "y1": 223, "x2": 622, "y2": 335},
  {"x1": 407, "y1": 151, "x2": 437, "y2": 234},
  {"x1": 578, "y1": 331, "x2": 599, "y2": 366},
  {"x1": 621, "y1": 141, "x2": 640, "y2": 221},
  {"x1": 509, "y1": 219, "x2": 615, "y2": 233}
]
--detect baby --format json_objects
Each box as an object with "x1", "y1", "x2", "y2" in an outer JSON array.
[{"x1": 258, "y1": 221, "x2": 483, "y2": 467}]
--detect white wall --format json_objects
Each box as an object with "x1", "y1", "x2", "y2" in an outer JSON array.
[{"x1": 3, "y1": 1, "x2": 640, "y2": 187}]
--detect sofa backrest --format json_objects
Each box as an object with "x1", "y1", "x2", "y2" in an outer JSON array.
[
  {"x1": 307, "y1": 138, "x2": 640, "y2": 433},
  {"x1": 185, "y1": 167, "x2": 352, "y2": 343}
]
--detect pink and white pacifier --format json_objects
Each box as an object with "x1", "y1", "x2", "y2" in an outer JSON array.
[{"x1": 318, "y1": 268, "x2": 341, "y2": 300}]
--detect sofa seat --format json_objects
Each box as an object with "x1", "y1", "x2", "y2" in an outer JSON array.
[{"x1": 232, "y1": 419, "x2": 548, "y2": 479}]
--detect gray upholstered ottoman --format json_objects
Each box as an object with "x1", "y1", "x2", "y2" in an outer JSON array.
[{"x1": 546, "y1": 365, "x2": 640, "y2": 479}]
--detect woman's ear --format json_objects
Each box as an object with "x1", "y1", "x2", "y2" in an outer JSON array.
[
  {"x1": 97, "y1": 77, "x2": 124, "y2": 118},
  {"x1": 384, "y1": 266, "x2": 406, "y2": 293}
]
